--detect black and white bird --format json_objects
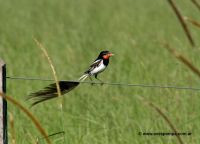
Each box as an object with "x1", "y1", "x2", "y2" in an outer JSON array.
[
  {"x1": 79, "y1": 50, "x2": 114, "y2": 82},
  {"x1": 28, "y1": 50, "x2": 114, "y2": 106}
]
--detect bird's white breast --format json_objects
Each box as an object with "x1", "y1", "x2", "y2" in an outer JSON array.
[{"x1": 90, "y1": 60, "x2": 106, "y2": 75}]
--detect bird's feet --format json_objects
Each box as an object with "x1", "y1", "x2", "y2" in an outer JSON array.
[
  {"x1": 95, "y1": 78, "x2": 104, "y2": 86},
  {"x1": 89, "y1": 77, "x2": 96, "y2": 86},
  {"x1": 100, "y1": 82, "x2": 104, "y2": 86},
  {"x1": 91, "y1": 82, "x2": 95, "y2": 86}
]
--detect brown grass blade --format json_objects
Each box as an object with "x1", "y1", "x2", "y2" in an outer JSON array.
[
  {"x1": 9, "y1": 113, "x2": 16, "y2": 144},
  {"x1": 33, "y1": 38, "x2": 62, "y2": 104},
  {"x1": 0, "y1": 92, "x2": 51, "y2": 144},
  {"x1": 191, "y1": 0, "x2": 200, "y2": 11},
  {"x1": 138, "y1": 96, "x2": 183, "y2": 144},
  {"x1": 33, "y1": 38, "x2": 66, "y2": 143},
  {"x1": 184, "y1": 17, "x2": 200, "y2": 29},
  {"x1": 164, "y1": 42, "x2": 200, "y2": 78},
  {"x1": 167, "y1": 0, "x2": 195, "y2": 47}
]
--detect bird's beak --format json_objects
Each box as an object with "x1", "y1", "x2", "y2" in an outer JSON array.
[{"x1": 109, "y1": 53, "x2": 114, "y2": 56}]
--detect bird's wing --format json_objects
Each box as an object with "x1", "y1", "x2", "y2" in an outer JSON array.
[{"x1": 85, "y1": 59, "x2": 102, "y2": 73}]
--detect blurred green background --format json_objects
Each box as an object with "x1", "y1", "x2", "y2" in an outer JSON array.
[{"x1": 0, "y1": 0, "x2": 200, "y2": 143}]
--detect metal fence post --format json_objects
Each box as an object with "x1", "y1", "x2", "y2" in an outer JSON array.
[{"x1": 0, "y1": 59, "x2": 7, "y2": 144}]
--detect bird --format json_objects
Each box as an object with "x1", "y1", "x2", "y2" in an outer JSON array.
[
  {"x1": 28, "y1": 50, "x2": 114, "y2": 106},
  {"x1": 78, "y1": 50, "x2": 114, "y2": 82}
]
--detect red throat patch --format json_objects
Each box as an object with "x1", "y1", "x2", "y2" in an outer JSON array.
[{"x1": 103, "y1": 54, "x2": 109, "y2": 59}]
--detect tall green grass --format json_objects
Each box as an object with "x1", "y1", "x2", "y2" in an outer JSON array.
[{"x1": 1, "y1": 0, "x2": 200, "y2": 143}]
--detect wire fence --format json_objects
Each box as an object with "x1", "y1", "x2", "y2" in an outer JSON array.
[{"x1": 6, "y1": 76, "x2": 200, "y2": 92}]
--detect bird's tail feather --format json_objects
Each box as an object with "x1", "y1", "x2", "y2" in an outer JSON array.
[
  {"x1": 78, "y1": 73, "x2": 89, "y2": 81},
  {"x1": 27, "y1": 74, "x2": 89, "y2": 107},
  {"x1": 27, "y1": 81, "x2": 79, "y2": 107}
]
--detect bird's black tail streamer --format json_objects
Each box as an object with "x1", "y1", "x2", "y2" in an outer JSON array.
[{"x1": 27, "y1": 81, "x2": 80, "y2": 107}]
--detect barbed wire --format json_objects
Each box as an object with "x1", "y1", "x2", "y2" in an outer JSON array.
[{"x1": 6, "y1": 76, "x2": 200, "y2": 91}]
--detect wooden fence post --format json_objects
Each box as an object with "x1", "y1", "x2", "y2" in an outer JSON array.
[{"x1": 0, "y1": 60, "x2": 7, "y2": 144}]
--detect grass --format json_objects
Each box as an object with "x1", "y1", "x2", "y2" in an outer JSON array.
[
  {"x1": 1, "y1": 0, "x2": 200, "y2": 143},
  {"x1": 0, "y1": 92, "x2": 51, "y2": 144}
]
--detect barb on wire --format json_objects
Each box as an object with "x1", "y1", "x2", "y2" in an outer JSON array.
[{"x1": 6, "y1": 76, "x2": 200, "y2": 91}]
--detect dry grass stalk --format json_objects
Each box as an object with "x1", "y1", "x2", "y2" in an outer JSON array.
[
  {"x1": 0, "y1": 92, "x2": 51, "y2": 144},
  {"x1": 138, "y1": 96, "x2": 183, "y2": 144},
  {"x1": 33, "y1": 38, "x2": 62, "y2": 105},
  {"x1": 191, "y1": 0, "x2": 200, "y2": 11},
  {"x1": 9, "y1": 113, "x2": 16, "y2": 144},
  {"x1": 167, "y1": 0, "x2": 195, "y2": 47},
  {"x1": 164, "y1": 42, "x2": 200, "y2": 78},
  {"x1": 33, "y1": 38, "x2": 66, "y2": 143},
  {"x1": 184, "y1": 17, "x2": 200, "y2": 29}
]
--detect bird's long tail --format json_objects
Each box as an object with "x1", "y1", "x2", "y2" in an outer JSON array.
[
  {"x1": 27, "y1": 74, "x2": 89, "y2": 107},
  {"x1": 78, "y1": 73, "x2": 89, "y2": 81}
]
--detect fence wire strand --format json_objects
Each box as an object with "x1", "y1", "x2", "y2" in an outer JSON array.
[{"x1": 6, "y1": 76, "x2": 200, "y2": 91}]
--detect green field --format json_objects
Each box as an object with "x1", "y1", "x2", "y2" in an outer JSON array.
[{"x1": 1, "y1": 0, "x2": 200, "y2": 143}]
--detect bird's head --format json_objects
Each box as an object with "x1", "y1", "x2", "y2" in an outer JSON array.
[{"x1": 98, "y1": 50, "x2": 114, "y2": 60}]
